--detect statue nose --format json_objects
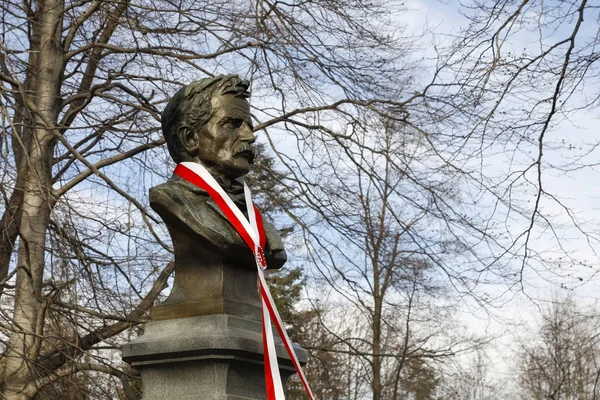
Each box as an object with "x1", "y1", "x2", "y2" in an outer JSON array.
[{"x1": 240, "y1": 123, "x2": 256, "y2": 143}]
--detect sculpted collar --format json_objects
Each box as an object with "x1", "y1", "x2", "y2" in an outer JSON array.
[{"x1": 170, "y1": 173, "x2": 247, "y2": 209}]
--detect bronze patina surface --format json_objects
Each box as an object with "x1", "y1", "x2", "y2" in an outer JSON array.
[{"x1": 151, "y1": 75, "x2": 287, "y2": 321}]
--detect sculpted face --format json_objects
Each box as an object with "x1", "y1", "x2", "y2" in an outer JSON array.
[{"x1": 195, "y1": 94, "x2": 256, "y2": 180}]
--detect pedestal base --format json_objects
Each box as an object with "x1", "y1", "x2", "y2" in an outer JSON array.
[{"x1": 122, "y1": 314, "x2": 306, "y2": 399}]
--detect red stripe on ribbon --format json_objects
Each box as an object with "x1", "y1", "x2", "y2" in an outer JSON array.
[{"x1": 254, "y1": 205, "x2": 267, "y2": 248}]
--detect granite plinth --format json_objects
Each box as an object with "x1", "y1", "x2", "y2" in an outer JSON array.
[{"x1": 122, "y1": 314, "x2": 306, "y2": 400}]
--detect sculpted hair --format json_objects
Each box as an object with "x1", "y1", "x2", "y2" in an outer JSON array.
[{"x1": 161, "y1": 75, "x2": 251, "y2": 163}]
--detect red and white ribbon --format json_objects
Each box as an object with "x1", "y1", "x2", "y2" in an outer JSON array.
[{"x1": 175, "y1": 162, "x2": 315, "y2": 400}]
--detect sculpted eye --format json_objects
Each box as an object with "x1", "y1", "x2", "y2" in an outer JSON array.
[{"x1": 224, "y1": 119, "x2": 242, "y2": 129}]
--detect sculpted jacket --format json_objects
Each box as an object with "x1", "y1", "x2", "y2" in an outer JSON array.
[{"x1": 149, "y1": 174, "x2": 287, "y2": 271}]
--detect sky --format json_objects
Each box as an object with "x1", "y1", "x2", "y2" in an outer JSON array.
[
  {"x1": 41, "y1": 0, "x2": 600, "y2": 394},
  {"x1": 406, "y1": 0, "x2": 600, "y2": 295},
  {"x1": 10, "y1": 0, "x2": 600, "y2": 397},
  {"x1": 388, "y1": 0, "x2": 600, "y2": 391},
  {"x1": 108, "y1": 1, "x2": 600, "y2": 393}
]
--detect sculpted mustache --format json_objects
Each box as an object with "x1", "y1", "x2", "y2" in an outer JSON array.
[{"x1": 234, "y1": 143, "x2": 255, "y2": 159}]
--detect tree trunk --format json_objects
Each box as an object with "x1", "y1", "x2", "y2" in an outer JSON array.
[
  {"x1": 0, "y1": 0, "x2": 43, "y2": 296},
  {"x1": 372, "y1": 295, "x2": 382, "y2": 400},
  {"x1": 1, "y1": 0, "x2": 63, "y2": 396}
]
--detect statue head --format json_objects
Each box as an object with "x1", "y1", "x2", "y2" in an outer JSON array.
[{"x1": 161, "y1": 75, "x2": 255, "y2": 181}]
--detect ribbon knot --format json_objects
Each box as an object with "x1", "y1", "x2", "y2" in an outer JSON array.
[{"x1": 255, "y1": 247, "x2": 267, "y2": 270}]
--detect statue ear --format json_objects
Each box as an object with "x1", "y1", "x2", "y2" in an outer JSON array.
[{"x1": 177, "y1": 125, "x2": 198, "y2": 158}]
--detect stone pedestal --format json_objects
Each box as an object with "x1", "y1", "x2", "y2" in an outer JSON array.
[{"x1": 122, "y1": 314, "x2": 305, "y2": 399}]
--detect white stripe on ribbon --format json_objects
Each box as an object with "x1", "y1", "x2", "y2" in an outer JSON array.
[{"x1": 263, "y1": 300, "x2": 286, "y2": 398}]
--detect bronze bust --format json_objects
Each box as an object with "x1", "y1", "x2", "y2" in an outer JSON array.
[{"x1": 150, "y1": 75, "x2": 286, "y2": 320}]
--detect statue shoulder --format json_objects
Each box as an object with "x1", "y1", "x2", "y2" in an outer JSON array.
[
  {"x1": 262, "y1": 219, "x2": 287, "y2": 270},
  {"x1": 149, "y1": 178, "x2": 220, "y2": 240},
  {"x1": 149, "y1": 179, "x2": 248, "y2": 256},
  {"x1": 149, "y1": 179, "x2": 209, "y2": 221}
]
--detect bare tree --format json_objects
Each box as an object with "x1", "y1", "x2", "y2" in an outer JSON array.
[
  {"x1": 285, "y1": 116, "x2": 479, "y2": 399},
  {"x1": 437, "y1": 349, "x2": 507, "y2": 400},
  {"x1": 519, "y1": 298, "x2": 600, "y2": 400},
  {"x1": 0, "y1": 0, "x2": 427, "y2": 397},
  {"x1": 426, "y1": 0, "x2": 600, "y2": 293}
]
